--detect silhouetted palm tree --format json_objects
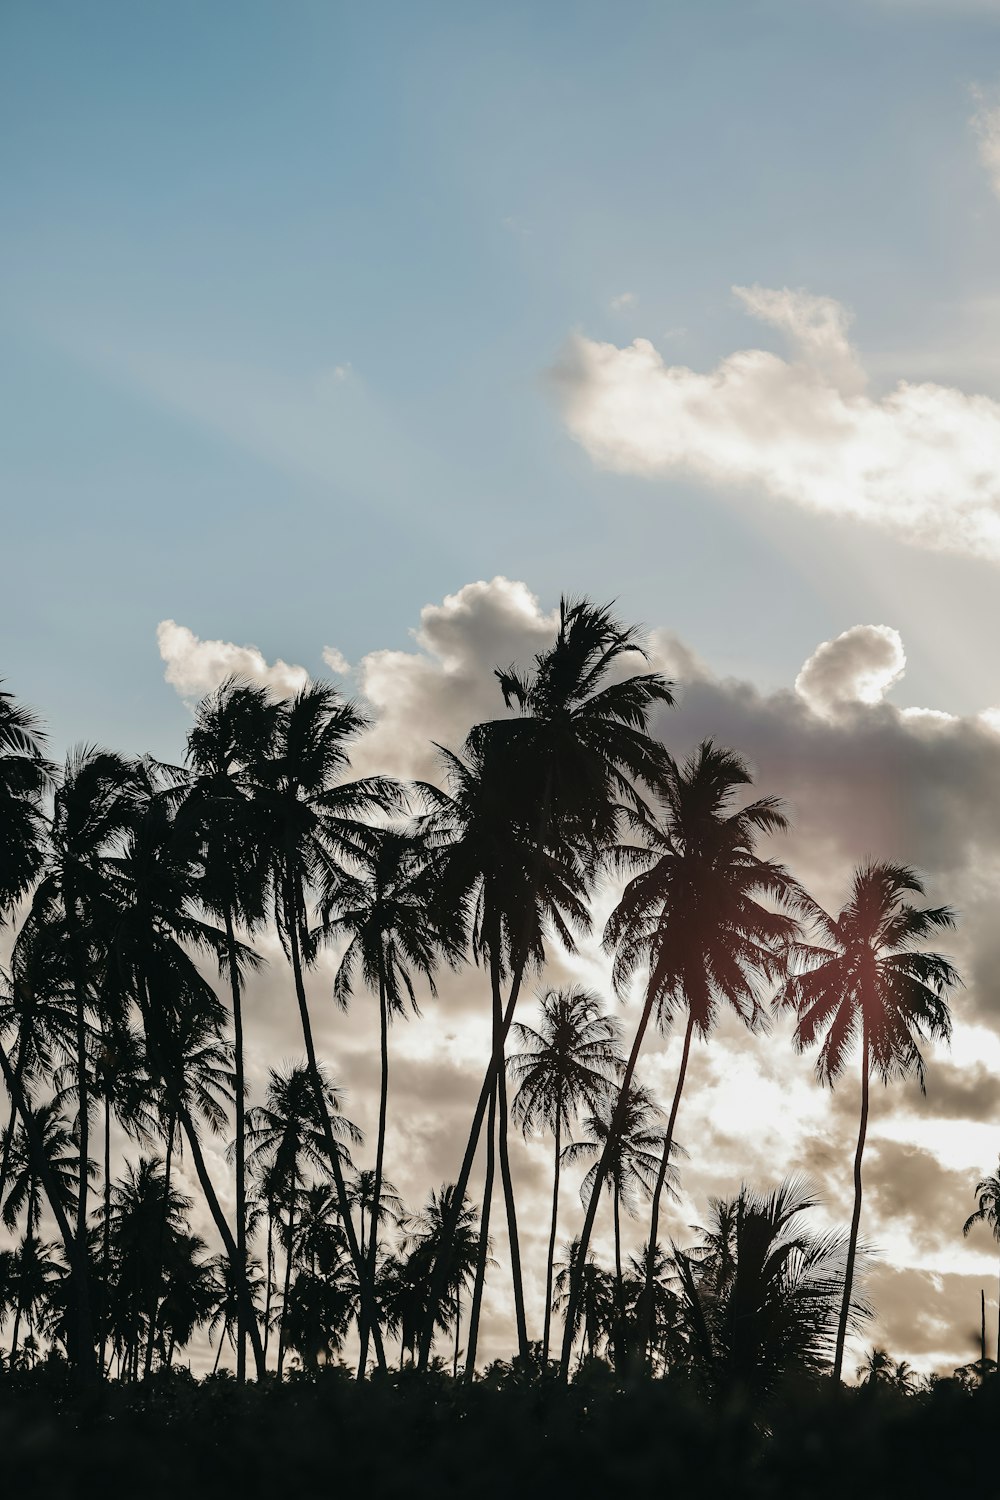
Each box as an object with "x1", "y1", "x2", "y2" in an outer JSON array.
[
  {"x1": 776, "y1": 861, "x2": 958, "y2": 1382},
  {"x1": 327, "y1": 823, "x2": 461, "y2": 1371},
  {"x1": 418, "y1": 600, "x2": 672, "y2": 1367},
  {"x1": 508, "y1": 986, "x2": 622, "y2": 1361},
  {"x1": 672, "y1": 1179, "x2": 870, "y2": 1397},
  {"x1": 184, "y1": 677, "x2": 278, "y2": 1380},
  {"x1": 562, "y1": 742, "x2": 800, "y2": 1375}
]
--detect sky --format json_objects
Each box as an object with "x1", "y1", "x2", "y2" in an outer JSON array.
[{"x1": 6, "y1": 0, "x2": 1000, "y2": 1375}]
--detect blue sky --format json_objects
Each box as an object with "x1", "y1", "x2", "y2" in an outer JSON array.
[{"x1": 5, "y1": 0, "x2": 1000, "y2": 754}]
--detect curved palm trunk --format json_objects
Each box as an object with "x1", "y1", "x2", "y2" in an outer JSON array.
[
  {"x1": 833, "y1": 1027, "x2": 869, "y2": 1382},
  {"x1": 542, "y1": 1114, "x2": 562, "y2": 1364},
  {"x1": 0, "y1": 1036, "x2": 95, "y2": 1381},
  {"x1": 492, "y1": 944, "x2": 528, "y2": 1361},
  {"x1": 358, "y1": 952, "x2": 390, "y2": 1379},
  {"x1": 635, "y1": 1010, "x2": 696, "y2": 1363},
  {"x1": 283, "y1": 873, "x2": 386, "y2": 1372},
  {"x1": 419, "y1": 950, "x2": 527, "y2": 1369},
  {"x1": 223, "y1": 908, "x2": 249, "y2": 1385},
  {"x1": 558, "y1": 977, "x2": 659, "y2": 1379},
  {"x1": 464, "y1": 1075, "x2": 497, "y2": 1379}
]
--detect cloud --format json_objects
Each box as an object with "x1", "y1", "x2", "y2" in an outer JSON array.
[
  {"x1": 156, "y1": 619, "x2": 309, "y2": 701},
  {"x1": 321, "y1": 645, "x2": 352, "y2": 676},
  {"x1": 555, "y1": 286, "x2": 1000, "y2": 562},
  {"x1": 795, "y1": 624, "x2": 906, "y2": 718},
  {"x1": 972, "y1": 86, "x2": 1000, "y2": 198},
  {"x1": 610, "y1": 292, "x2": 637, "y2": 312}
]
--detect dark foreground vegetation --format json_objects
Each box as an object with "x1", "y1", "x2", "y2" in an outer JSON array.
[{"x1": 2, "y1": 1359, "x2": 998, "y2": 1500}]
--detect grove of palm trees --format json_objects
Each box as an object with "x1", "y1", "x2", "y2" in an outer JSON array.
[{"x1": 3, "y1": 594, "x2": 991, "y2": 1494}]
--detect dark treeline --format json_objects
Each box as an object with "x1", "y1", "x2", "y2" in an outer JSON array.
[{"x1": 0, "y1": 598, "x2": 964, "y2": 1397}]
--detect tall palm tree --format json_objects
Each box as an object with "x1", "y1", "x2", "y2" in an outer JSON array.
[
  {"x1": 775, "y1": 860, "x2": 959, "y2": 1382},
  {"x1": 508, "y1": 987, "x2": 622, "y2": 1361},
  {"x1": 964, "y1": 1159, "x2": 1000, "y2": 1362},
  {"x1": 561, "y1": 742, "x2": 800, "y2": 1376},
  {"x1": 0, "y1": 683, "x2": 51, "y2": 915},
  {"x1": 418, "y1": 598, "x2": 673, "y2": 1367},
  {"x1": 326, "y1": 823, "x2": 462, "y2": 1371},
  {"x1": 183, "y1": 678, "x2": 278, "y2": 1381},
  {"x1": 563, "y1": 1082, "x2": 669, "y2": 1368},
  {"x1": 250, "y1": 681, "x2": 401, "y2": 1368},
  {"x1": 398, "y1": 1184, "x2": 480, "y2": 1367}
]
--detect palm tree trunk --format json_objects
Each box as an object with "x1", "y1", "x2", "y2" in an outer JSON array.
[
  {"x1": 613, "y1": 1183, "x2": 623, "y2": 1372},
  {"x1": 542, "y1": 1115, "x2": 562, "y2": 1364},
  {"x1": 223, "y1": 907, "x2": 249, "y2": 1385},
  {"x1": 213, "y1": 1326, "x2": 225, "y2": 1375},
  {"x1": 453, "y1": 1285, "x2": 461, "y2": 1379},
  {"x1": 0, "y1": 1035, "x2": 95, "y2": 1380},
  {"x1": 278, "y1": 1179, "x2": 296, "y2": 1379},
  {"x1": 69, "y1": 897, "x2": 96, "y2": 1379},
  {"x1": 283, "y1": 871, "x2": 387, "y2": 1372},
  {"x1": 492, "y1": 942, "x2": 528, "y2": 1361},
  {"x1": 558, "y1": 975, "x2": 659, "y2": 1379},
  {"x1": 464, "y1": 1074, "x2": 497, "y2": 1379},
  {"x1": 263, "y1": 1210, "x2": 274, "y2": 1364},
  {"x1": 636, "y1": 1010, "x2": 695, "y2": 1362},
  {"x1": 418, "y1": 946, "x2": 528, "y2": 1370},
  {"x1": 0, "y1": 1011, "x2": 33, "y2": 1210},
  {"x1": 833, "y1": 1027, "x2": 870, "y2": 1382},
  {"x1": 99, "y1": 1084, "x2": 112, "y2": 1376},
  {"x1": 144, "y1": 1113, "x2": 175, "y2": 1381},
  {"x1": 358, "y1": 950, "x2": 390, "y2": 1379}
]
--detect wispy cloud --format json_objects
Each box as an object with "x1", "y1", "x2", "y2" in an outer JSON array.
[
  {"x1": 971, "y1": 84, "x2": 1000, "y2": 197},
  {"x1": 555, "y1": 285, "x2": 1000, "y2": 562}
]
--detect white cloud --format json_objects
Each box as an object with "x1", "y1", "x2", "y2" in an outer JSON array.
[
  {"x1": 156, "y1": 619, "x2": 309, "y2": 701},
  {"x1": 971, "y1": 86, "x2": 1000, "y2": 198},
  {"x1": 555, "y1": 286, "x2": 1000, "y2": 562},
  {"x1": 610, "y1": 291, "x2": 637, "y2": 311},
  {"x1": 795, "y1": 624, "x2": 906, "y2": 718},
  {"x1": 321, "y1": 645, "x2": 352, "y2": 675}
]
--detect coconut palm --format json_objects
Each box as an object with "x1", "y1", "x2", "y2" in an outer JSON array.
[
  {"x1": 963, "y1": 1161, "x2": 1000, "y2": 1364},
  {"x1": 183, "y1": 678, "x2": 278, "y2": 1380},
  {"x1": 0, "y1": 684, "x2": 51, "y2": 915},
  {"x1": 561, "y1": 742, "x2": 801, "y2": 1376},
  {"x1": 775, "y1": 860, "x2": 959, "y2": 1382},
  {"x1": 326, "y1": 823, "x2": 462, "y2": 1371},
  {"x1": 249, "y1": 681, "x2": 401, "y2": 1367},
  {"x1": 563, "y1": 1083, "x2": 669, "y2": 1369},
  {"x1": 418, "y1": 598, "x2": 673, "y2": 1367},
  {"x1": 508, "y1": 986, "x2": 622, "y2": 1361}
]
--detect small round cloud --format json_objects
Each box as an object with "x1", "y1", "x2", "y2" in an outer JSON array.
[{"x1": 795, "y1": 624, "x2": 906, "y2": 719}]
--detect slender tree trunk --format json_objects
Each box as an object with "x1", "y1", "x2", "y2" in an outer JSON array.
[
  {"x1": 464, "y1": 1074, "x2": 497, "y2": 1380},
  {"x1": 144, "y1": 1113, "x2": 175, "y2": 1381},
  {"x1": 224, "y1": 907, "x2": 249, "y2": 1385},
  {"x1": 263, "y1": 1211, "x2": 274, "y2": 1364},
  {"x1": 453, "y1": 1285, "x2": 461, "y2": 1379},
  {"x1": 613, "y1": 1182, "x2": 623, "y2": 1372},
  {"x1": 0, "y1": 1036, "x2": 95, "y2": 1380},
  {"x1": 493, "y1": 943, "x2": 528, "y2": 1361},
  {"x1": 69, "y1": 896, "x2": 96, "y2": 1377},
  {"x1": 213, "y1": 1326, "x2": 225, "y2": 1376},
  {"x1": 278, "y1": 1177, "x2": 296, "y2": 1379},
  {"x1": 358, "y1": 951, "x2": 390, "y2": 1379},
  {"x1": 558, "y1": 976, "x2": 659, "y2": 1379},
  {"x1": 419, "y1": 947, "x2": 527, "y2": 1370},
  {"x1": 833, "y1": 1028, "x2": 870, "y2": 1382},
  {"x1": 982, "y1": 1287, "x2": 987, "y2": 1370},
  {"x1": 635, "y1": 1011, "x2": 696, "y2": 1363},
  {"x1": 283, "y1": 872, "x2": 387, "y2": 1372},
  {"x1": 542, "y1": 1115, "x2": 562, "y2": 1364},
  {"x1": 0, "y1": 1011, "x2": 33, "y2": 1210},
  {"x1": 99, "y1": 1083, "x2": 112, "y2": 1376}
]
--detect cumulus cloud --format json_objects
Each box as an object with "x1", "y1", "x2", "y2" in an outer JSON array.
[
  {"x1": 156, "y1": 619, "x2": 309, "y2": 701},
  {"x1": 795, "y1": 624, "x2": 906, "y2": 718},
  {"x1": 555, "y1": 286, "x2": 1000, "y2": 562},
  {"x1": 321, "y1": 645, "x2": 352, "y2": 675}
]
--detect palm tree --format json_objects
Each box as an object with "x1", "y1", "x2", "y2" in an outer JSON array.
[
  {"x1": 347, "y1": 1168, "x2": 404, "y2": 1262},
  {"x1": 183, "y1": 678, "x2": 278, "y2": 1381},
  {"x1": 397, "y1": 1185, "x2": 481, "y2": 1368},
  {"x1": 417, "y1": 598, "x2": 673, "y2": 1368},
  {"x1": 963, "y1": 1159, "x2": 1000, "y2": 1363},
  {"x1": 671, "y1": 1179, "x2": 871, "y2": 1398},
  {"x1": 247, "y1": 1062, "x2": 361, "y2": 1375},
  {"x1": 553, "y1": 1239, "x2": 615, "y2": 1367},
  {"x1": 561, "y1": 742, "x2": 800, "y2": 1376},
  {"x1": 563, "y1": 1082, "x2": 669, "y2": 1369},
  {"x1": 250, "y1": 681, "x2": 401, "y2": 1368},
  {"x1": 775, "y1": 860, "x2": 959, "y2": 1382},
  {"x1": 326, "y1": 823, "x2": 462, "y2": 1371},
  {"x1": 508, "y1": 986, "x2": 622, "y2": 1362},
  {"x1": 0, "y1": 683, "x2": 51, "y2": 915}
]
